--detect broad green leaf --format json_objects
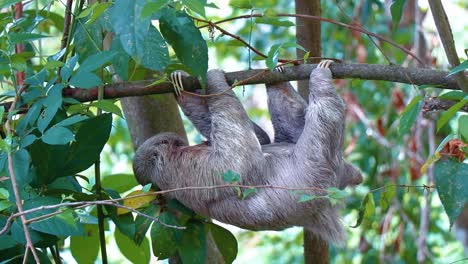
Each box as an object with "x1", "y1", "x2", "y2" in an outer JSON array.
[
  {"x1": 266, "y1": 44, "x2": 281, "y2": 69},
  {"x1": 380, "y1": 185, "x2": 396, "y2": 212},
  {"x1": 24, "y1": 69, "x2": 47, "y2": 85},
  {"x1": 160, "y1": 10, "x2": 208, "y2": 84},
  {"x1": 115, "y1": 228, "x2": 151, "y2": 264},
  {"x1": 134, "y1": 206, "x2": 159, "y2": 245},
  {"x1": 110, "y1": 0, "x2": 169, "y2": 71},
  {"x1": 0, "y1": 199, "x2": 13, "y2": 212},
  {"x1": 74, "y1": 17, "x2": 103, "y2": 62},
  {"x1": 62, "y1": 113, "x2": 112, "y2": 176},
  {"x1": 54, "y1": 114, "x2": 88, "y2": 127},
  {"x1": 12, "y1": 149, "x2": 31, "y2": 187},
  {"x1": 19, "y1": 134, "x2": 37, "y2": 148},
  {"x1": 42, "y1": 126, "x2": 75, "y2": 145},
  {"x1": 434, "y1": 158, "x2": 468, "y2": 228},
  {"x1": 61, "y1": 55, "x2": 79, "y2": 82},
  {"x1": 16, "y1": 100, "x2": 42, "y2": 135},
  {"x1": 178, "y1": 221, "x2": 206, "y2": 264},
  {"x1": 25, "y1": 197, "x2": 84, "y2": 236},
  {"x1": 206, "y1": 223, "x2": 237, "y2": 264},
  {"x1": 8, "y1": 33, "x2": 49, "y2": 44},
  {"x1": 102, "y1": 173, "x2": 139, "y2": 193},
  {"x1": 110, "y1": 37, "x2": 130, "y2": 81},
  {"x1": 0, "y1": 216, "x2": 16, "y2": 250},
  {"x1": 438, "y1": 91, "x2": 467, "y2": 100},
  {"x1": 70, "y1": 224, "x2": 100, "y2": 264},
  {"x1": 182, "y1": 0, "x2": 207, "y2": 18},
  {"x1": 91, "y1": 100, "x2": 123, "y2": 117},
  {"x1": 390, "y1": 0, "x2": 406, "y2": 31},
  {"x1": 78, "y1": 51, "x2": 117, "y2": 72},
  {"x1": 37, "y1": 83, "x2": 64, "y2": 133},
  {"x1": 150, "y1": 212, "x2": 180, "y2": 259},
  {"x1": 111, "y1": 213, "x2": 136, "y2": 239},
  {"x1": 141, "y1": 0, "x2": 170, "y2": 18},
  {"x1": 77, "y1": 2, "x2": 99, "y2": 18},
  {"x1": 352, "y1": 192, "x2": 375, "y2": 228},
  {"x1": 448, "y1": 60, "x2": 468, "y2": 76},
  {"x1": 437, "y1": 100, "x2": 468, "y2": 132},
  {"x1": 399, "y1": 95, "x2": 422, "y2": 136},
  {"x1": 459, "y1": 115, "x2": 468, "y2": 141},
  {"x1": 0, "y1": 106, "x2": 4, "y2": 125},
  {"x1": 69, "y1": 71, "x2": 102, "y2": 89},
  {"x1": 88, "y1": 2, "x2": 113, "y2": 25},
  {"x1": 29, "y1": 140, "x2": 69, "y2": 185},
  {"x1": 255, "y1": 17, "x2": 295, "y2": 27}
]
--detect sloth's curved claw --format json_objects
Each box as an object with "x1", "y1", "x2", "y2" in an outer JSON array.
[
  {"x1": 318, "y1": 59, "x2": 333, "y2": 69},
  {"x1": 275, "y1": 65, "x2": 285, "y2": 73},
  {"x1": 170, "y1": 71, "x2": 185, "y2": 97}
]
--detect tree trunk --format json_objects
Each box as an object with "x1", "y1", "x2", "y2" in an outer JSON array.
[
  {"x1": 122, "y1": 95, "x2": 224, "y2": 263},
  {"x1": 295, "y1": 0, "x2": 330, "y2": 263}
]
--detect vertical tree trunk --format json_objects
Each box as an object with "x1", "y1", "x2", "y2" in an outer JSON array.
[
  {"x1": 122, "y1": 95, "x2": 224, "y2": 263},
  {"x1": 295, "y1": 1, "x2": 330, "y2": 263}
]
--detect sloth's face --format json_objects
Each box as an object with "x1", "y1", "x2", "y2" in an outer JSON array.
[{"x1": 133, "y1": 133, "x2": 187, "y2": 185}]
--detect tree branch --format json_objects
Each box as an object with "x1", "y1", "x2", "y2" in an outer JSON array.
[
  {"x1": 61, "y1": 63, "x2": 461, "y2": 102},
  {"x1": 428, "y1": 0, "x2": 468, "y2": 92},
  {"x1": 422, "y1": 97, "x2": 468, "y2": 113}
]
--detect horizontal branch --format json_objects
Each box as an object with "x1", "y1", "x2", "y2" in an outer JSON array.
[
  {"x1": 63, "y1": 63, "x2": 461, "y2": 102},
  {"x1": 422, "y1": 98, "x2": 468, "y2": 113}
]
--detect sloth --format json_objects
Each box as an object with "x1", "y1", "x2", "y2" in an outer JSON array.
[{"x1": 133, "y1": 60, "x2": 362, "y2": 243}]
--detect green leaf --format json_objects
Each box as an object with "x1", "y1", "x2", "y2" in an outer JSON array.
[
  {"x1": 61, "y1": 55, "x2": 79, "y2": 82},
  {"x1": 110, "y1": 0, "x2": 169, "y2": 71},
  {"x1": 298, "y1": 193, "x2": 318, "y2": 203},
  {"x1": 399, "y1": 95, "x2": 422, "y2": 136},
  {"x1": 222, "y1": 170, "x2": 240, "y2": 183},
  {"x1": 88, "y1": 2, "x2": 113, "y2": 24},
  {"x1": 62, "y1": 113, "x2": 113, "y2": 176},
  {"x1": 448, "y1": 60, "x2": 468, "y2": 76},
  {"x1": 242, "y1": 187, "x2": 256, "y2": 199},
  {"x1": 110, "y1": 37, "x2": 130, "y2": 81},
  {"x1": 327, "y1": 187, "x2": 347, "y2": 205},
  {"x1": 25, "y1": 197, "x2": 84, "y2": 236},
  {"x1": 11, "y1": 149, "x2": 31, "y2": 187},
  {"x1": 438, "y1": 91, "x2": 467, "y2": 100},
  {"x1": 351, "y1": 192, "x2": 375, "y2": 228},
  {"x1": 19, "y1": 134, "x2": 37, "y2": 148},
  {"x1": 37, "y1": 84, "x2": 64, "y2": 133},
  {"x1": 266, "y1": 44, "x2": 281, "y2": 70},
  {"x1": 42, "y1": 126, "x2": 75, "y2": 145},
  {"x1": 178, "y1": 221, "x2": 206, "y2": 264},
  {"x1": 102, "y1": 173, "x2": 139, "y2": 193},
  {"x1": 206, "y1": 223, "x2": 237, "y2": 264},
  {"x1": 160, "y1": 10, "x2": 208, "y2": 84},
  {"x1": 182, "y1": 0, "x2": 207, "y2": 18},
  {"x1": 142, "y1": 183, "x2": 152, "y2": 192},
  {"x1": 390, "y1": 0, "x2": 406, "y2": 31},
  {"x1": 71, "y1": 224, "x2": 100, "y2": 264},
  {"x1": 115, "y1": 228, "x2": 151, "y2": 264},
  {"x1": 150, "y1": 212, "x2": 180, "y2": 259},
  {"x1": 69, "y1": 71, "x2": 102, "y2": 89},
  {"x1": 54, "y1": 114, "x2": 88, "y2": 127},
  {"x1": 8, "y1": 32, "x2": 49, "y2": 44},
  {"x1": 437, "y1": 99, "x2": 468, "y2": 132},
  {"x1": 78, "y1": 51, "x2": 117, "y2": 72},
  {"x1": 434, "y1": 158, "x2": 468, "y2": 228},
  {"x1": 91, "y1": 100, "x2": 123, "y2": 117},
  {"x1": 141, "y1": 0, "x2": 169, "y2": 18},
  {"x1": 459, "y1": 115, "x2": 468, "y2": 142},
  {"x1": 134, "y1": 206, "x2": 159, "y2": 245},
  {"x1": 380, "y1": 185, "x2": 396, "y2": 212},
  {"x1": 44, "y1": 60, "x2": 65, "y2": 70},
  {"x1": 77, "y1": 2, "x2": 99, "y2": 18}
]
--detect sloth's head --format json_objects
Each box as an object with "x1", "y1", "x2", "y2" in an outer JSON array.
[{"x1": 133, "y1": 133, "x2": 187, "y2": 185}]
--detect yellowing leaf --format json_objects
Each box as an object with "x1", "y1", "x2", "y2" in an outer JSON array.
[{"x1": 117, "y1": 190, "x2": 156, "y2": 215}]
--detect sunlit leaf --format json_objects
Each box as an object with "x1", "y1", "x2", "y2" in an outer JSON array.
[
  {"x1": 448, "y1": 60, "x2": 468, "y2": 76},
  {"x1": 117, "y1": 190, "x2": 157, "y2": 215},
  {"x1": 437, "y1": 99, "x2": 468, "y2": 132},
  {"x1": 380, "y1": 185, "x2": 396, "y2": 212},
  {"x1": 352, "y1": 192, "x2": 375, "y2": 228},
  {"x1": 115, "y1": 228, "x2": 151, "y2": 264},
  {"x1": 459, "y1": 115, "x2": 468, "y2": 141},
  {"x1": 71, "y1": 224, "x2": 100, "y2": 264}
]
